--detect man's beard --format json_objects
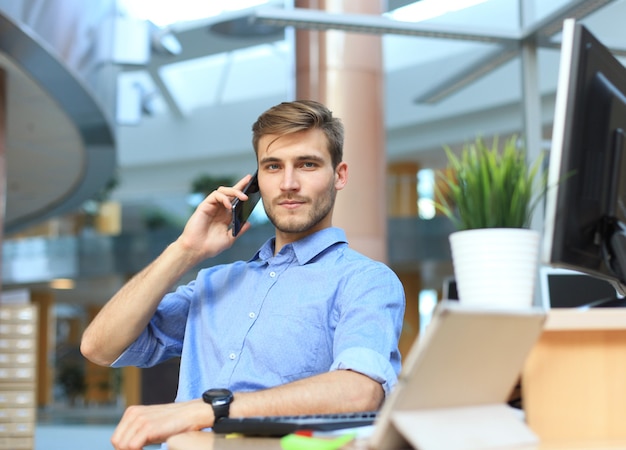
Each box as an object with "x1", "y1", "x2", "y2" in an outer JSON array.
[{"x1": 264, "y1": 184, "x2": 337, "y2": 234}]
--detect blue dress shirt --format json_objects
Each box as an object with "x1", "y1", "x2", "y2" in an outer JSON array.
[{"x1": 112, "y1": 227, "x2": 406, "y2": 402}]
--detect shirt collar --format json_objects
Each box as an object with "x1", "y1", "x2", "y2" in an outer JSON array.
[{"x1": 254, "y1": 227, "x2": 348, "y2": 265}]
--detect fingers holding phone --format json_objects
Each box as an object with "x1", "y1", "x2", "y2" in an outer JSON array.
[
  {"x1": 231, "y1": 171, "x2": 261, "y2": 237},
  {"x1": 177, "y1": 173, "x2": 258, "y2": 258}
]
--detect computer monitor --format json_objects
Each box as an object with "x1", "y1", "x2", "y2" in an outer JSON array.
[{"x1": 542, "y1": 19, "x2": 626, "y2": 297}]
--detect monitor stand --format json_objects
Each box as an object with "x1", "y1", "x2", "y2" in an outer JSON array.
[{"x1": 580, "y1": 295, "x2": 626, "y2": 308}]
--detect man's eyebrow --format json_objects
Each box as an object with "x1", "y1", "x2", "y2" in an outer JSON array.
[
  {"x1": 296, "y1": 154, "x2": 326, "y2": 163},
  {"x1": 259, "y1": 156, "x2": 281, "y2": 165},
  {"x1": 259, "y1": 154, "x2": 326, "y2": 165}
]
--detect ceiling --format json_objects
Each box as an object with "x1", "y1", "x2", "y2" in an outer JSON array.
[
  {"x1": 2, "y1": 0, "x2": 626, "y2": 233},
  {"x1": 112, "y1": 0, "x2": 626, "y2": 219}
]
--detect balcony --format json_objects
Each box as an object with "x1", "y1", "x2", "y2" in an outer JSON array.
[{"x1": 2, "y1": 216, "x2": 456, "y2": 302}]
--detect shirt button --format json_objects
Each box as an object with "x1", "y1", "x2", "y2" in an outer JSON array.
[
  {"x1": 248, "y1": 312, "x2": 256, "y2": 319},
  {"x1": 269, "y1": 271, "x2": 276, "y2": 277},
  {"x1": 229, "y1": 353, "x2": 237, "y2": 360}
]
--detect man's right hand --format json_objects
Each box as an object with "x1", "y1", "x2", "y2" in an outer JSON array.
[
  {"x1": 110, "y1": 400, "x2": 213, "y2": 450},
  {"x1": 176, "y1": 174, "x2": 256, "y2": 264}
]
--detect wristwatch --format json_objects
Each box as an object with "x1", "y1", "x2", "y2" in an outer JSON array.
[{"x1": 202, "y1": 388, "x2": 234, "y2": 422}]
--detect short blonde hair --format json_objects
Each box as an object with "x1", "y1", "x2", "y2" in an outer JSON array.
[{"x1": 252, "y1": 100, "x2": 344, "y2": 169}]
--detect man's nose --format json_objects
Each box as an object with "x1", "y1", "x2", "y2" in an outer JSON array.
[{"x1": 280, "y1": 168, "x2": 300, "y2": 191}]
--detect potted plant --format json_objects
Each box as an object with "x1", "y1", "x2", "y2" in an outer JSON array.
[{"x1": 435, "y1": 135, "x2": 547, "y2": 308}]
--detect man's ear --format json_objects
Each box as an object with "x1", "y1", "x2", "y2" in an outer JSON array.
[{"x1": 335, "y1": 162, "x2": 348, "y2": 191}]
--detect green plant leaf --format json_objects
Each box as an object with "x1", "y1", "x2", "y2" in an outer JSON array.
[{"x1": 434, "y1": 134, "x2": 547, "y2": 230}]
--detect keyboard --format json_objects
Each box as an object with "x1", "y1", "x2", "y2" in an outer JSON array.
[{"x1": 212, "y1": 411, "x2": 378, "y2": 437}]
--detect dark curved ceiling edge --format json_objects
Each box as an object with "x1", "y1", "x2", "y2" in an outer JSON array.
[{"x1": 0, "y1": 12, "x2": 116, "y2": 234}]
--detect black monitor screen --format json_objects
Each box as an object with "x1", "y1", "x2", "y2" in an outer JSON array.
[{"x1": 542, "y1": 19, "x2": 626, "y2": 292}]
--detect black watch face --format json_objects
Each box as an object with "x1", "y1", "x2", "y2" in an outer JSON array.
[
  {"x1": 203, "y1": 388, "x2": 233, "y2": 405},
  {"x1": 209, "y1": 388, "x2": 231, "y2": 397}
]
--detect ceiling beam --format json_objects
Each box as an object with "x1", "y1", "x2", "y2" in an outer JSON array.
[
  {"x1": 414, "y1": 45, "x2": 520, "y2": 104},
  {"x1": 250, "y1": 3, "x2": 620, "y2": 104},
  {"x1": 523, "y1": 0, "x2": 616, "y2": 43},
  {"x1": 251, "y1": 7, "x2": 521, "y2": 44}
]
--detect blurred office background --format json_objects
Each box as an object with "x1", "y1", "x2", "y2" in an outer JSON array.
[{"x1": 0, "y1": 0, "x2": 624, "y2": 448}]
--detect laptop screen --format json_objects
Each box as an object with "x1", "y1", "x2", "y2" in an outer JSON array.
[
  {"x1": 539, "y1": 267, "x2": 619, "y2": 309},
  {"x1": 442, "y1": 276, "x2": 458, "y2": 301}
]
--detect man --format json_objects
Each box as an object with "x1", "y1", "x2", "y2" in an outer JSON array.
[{"x1": 81, "y1": 100, "x2": 405, "y2": 449}]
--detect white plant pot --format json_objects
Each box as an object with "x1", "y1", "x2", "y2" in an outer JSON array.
[{"x1": 449, "y1": 228, "x2": 541, "y2": 309}]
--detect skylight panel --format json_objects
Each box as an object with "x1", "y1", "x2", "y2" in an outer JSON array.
[
  {"x1": 119, "y1": 0, "x2": 270, "y2": 26},
  {"x1": 388, "y1": 0, "x2": 488, "y2": 22}
]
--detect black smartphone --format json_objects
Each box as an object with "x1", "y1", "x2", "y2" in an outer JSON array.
[{"x1": 231, "y1": 172, "x2": 261, "y2": 237}]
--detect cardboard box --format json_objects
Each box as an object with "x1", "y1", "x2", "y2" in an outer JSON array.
[
  {"x1": 0, "y1": 339, "x2": 35, "y2": 353},
  {"x1": 0, "y1": 408, "x2": 35, "y2": 422},
  {"x1": 0, "y1": 436, "x2": 33, "y2": 450},
  {"x1": 0, "y1": 353, "x2": 35, "y2": 367},
  {"x1": 0, "y1": 304, "x2": 35, "y2": 321},
  {"x1": 0, "y1": 368, "x2": 35, "y2": 383},
  {"x1": 0, "y1": 324, "x2": 35, "y2": 337},
  {"x1": 0, "y1": 387, "x2": 35, "y2": 407},
  {"x1": 0, "y1": 421, "x2": 34, "y2": 436}
]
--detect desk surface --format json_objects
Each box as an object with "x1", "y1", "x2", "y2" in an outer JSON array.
[
  {"x1": 544, "y1": 307, "x2": 626, "y2": 330},
  {"x1": 166, "y1": 432, "x2": 626, "y2": 450},
  {"x1": 169, "y1": 309, "x2": 626, "y2": 449}
]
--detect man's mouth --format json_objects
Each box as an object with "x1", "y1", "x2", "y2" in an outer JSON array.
[{"x1": 278, "y1": 199, "x2": 306, "y2": 209}]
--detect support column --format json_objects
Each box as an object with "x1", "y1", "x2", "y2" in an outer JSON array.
[
  {"x1": 387, "y1": 162, "x2": 420, "y2": 217},
  {"x1": 387, "y1": 161, "x2": 422, "y2": 353},
  {"x1": 30, "y1": 291, "x2": 55, "y2": 407},
  {"x1": 0, "y1": 68, "x2": 5, "y2": 286},
  {"x1": 519, "y1": 0, "x2": 544, "y2": 233},
  {"x1": 396, "y1": 271, "x2": 421, "y2": 357},
  {"x1": 295, "y1": 0, "x2": 387, "y2": 262},
  {"x1": 123, "y1": 366, "x2": 141, "y2": 406}
]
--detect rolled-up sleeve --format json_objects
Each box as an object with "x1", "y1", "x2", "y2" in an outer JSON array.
[
  {"x1": 330, "y1": 347, "x2": 399, "y2": 396},
  {"x1": 111, "y1": 282, "x2": 194, "y2": 368},
  {"x1": 329, "y1": 256, "x2": 406, "y2": 397}
]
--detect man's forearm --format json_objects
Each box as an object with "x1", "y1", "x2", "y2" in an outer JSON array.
[
  {"x1": 231, "y1": 370, "x2": 384, "y2": 418},
  {"x1": 109, "y1": 370, "x2": 383, "y2": 449},
  {"x1": 80, "y1": 241, "x2": 198, "y2": 366}
]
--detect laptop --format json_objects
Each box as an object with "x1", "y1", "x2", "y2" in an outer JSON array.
[
  {"x1": 369, "y1": 301, "x2": 546, "y2": 450},
  {"x1": 539, "y1": 266, "x2": 622, "y2": 309},
  {"x1": 442, "y1": 275, "x2": 459, "y2": 300},
  {"x1": 213, "y1": 302, "x2": 546, "y2": 449}
]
